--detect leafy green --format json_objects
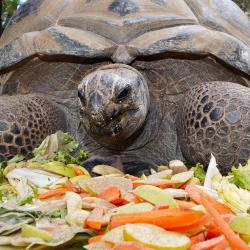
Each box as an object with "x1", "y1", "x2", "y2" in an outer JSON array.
[
  {"x1": 54, "y1": 150, "x2": 89, "y2": 165},
  {"x1": 0, "y1": 155, "x2": 25, "y2": 183},
  {"x1": 49, "y1": 208, "x2": 67, "y2": 219},
  {"x1": 31, "y1": 131, "x2": 89, "y2": 164},
  {"x1": 212, "y1": 173, "x2": 250, "y2": 214},
  {"x1": 193, "y1": 163, "x2": 206, "y2": 185},
  {"x1": 18, "y1": 196, "x2": 33, "y2": 206},
  {"x1": 230, "y1": 159, "x2": 250, "y2": 191}
]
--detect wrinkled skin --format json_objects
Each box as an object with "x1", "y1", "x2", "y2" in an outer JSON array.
[{"x1": 0, "y1": 0, "x2": 249, "y2": 175}]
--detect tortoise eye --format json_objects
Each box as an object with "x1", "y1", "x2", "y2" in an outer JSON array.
[{"x1": 116, "y1": 86, "x2": 131, "y2": 102}]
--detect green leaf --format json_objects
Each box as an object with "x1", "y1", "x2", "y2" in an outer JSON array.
[
  {"x1": 230, "y1": 159, "x2": 250, "y2": 191},
  {"x1": 194, "y1": 163, "x2": 206, "y2": 185},
  {"x1": 18, "y1": 196, "x2": 33, "y2": 206},
  {"x1": 32, "y1": 131, "x2": 81, "y2": 162}
]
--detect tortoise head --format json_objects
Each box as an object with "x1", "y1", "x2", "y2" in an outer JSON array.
[{"x1": 78, "y1": 64, "x2": 150, "y2": 145}]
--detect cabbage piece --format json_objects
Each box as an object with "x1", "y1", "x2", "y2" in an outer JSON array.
[
  {"x1": 212, "y1": 174, "x2": 250, "y2": 214},
  {"x1": 204, "y1": 154, "x2": 221, "y2": 189},
  {"x1": 230, "y1": 160, "x2": 250, "y2": 191},
  {"x1": 0, "y1": 209, "x2": 35, "y2": 235},
  {"x1": 7, "y1": 168, "x2": 62, "y2": 189},
  {"x1": 3, "y1": 199, "x2": 66, "y2": 213}
]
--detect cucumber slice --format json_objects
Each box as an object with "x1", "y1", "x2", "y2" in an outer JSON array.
[
  {"x1": 229, "y1": 216, "x2": 250, "y2": 235},
  {"x1": 103, "y1": 225, "x2": 125, "y2": 244},
  {"x1": 134, "y1": 185, "x2": 178, "y2": 208},
  {"x1": 21, "y1": 224, "x2": 53, "y2": 242},
  {"x1": 124, "y1": 223, "x2": 190, "y2": 250}
]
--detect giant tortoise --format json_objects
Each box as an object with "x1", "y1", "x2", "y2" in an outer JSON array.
[{"x1": 0, "y1": 0, "x2": 249, "y2": 174}]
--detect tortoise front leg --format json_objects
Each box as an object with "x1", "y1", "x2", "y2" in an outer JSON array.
[
  {"x1": 0, "y1": 94, "x2": 66, "y2": 161},
  {"x1": 177, "y1": 81, "x2": 250, "y2": 174}
]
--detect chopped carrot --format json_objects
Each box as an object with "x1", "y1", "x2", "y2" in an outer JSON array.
[
  {"x1": 186, "y1": 185, "x2": 233, "y2": 214},
  {"x1": 190, "y1": 232, "x2": 207, "y2": 246},
  {"x1": 79, "y1": 192, "x2": 92, "y2": 198},
  {"x1": 88, "y1": 235, "x2": 103, "y2": 244},
  {"x1": 114, "y1": 242, "x2": 154, "y2": 250},
  {"x1": 126, "y1": 175, "x2": 140, "y2": 181},
  {"x1": 153, "y1": 203, "x2": 170, "y2": 210},
  {"x1": 86, "y1": 207, "x2": 106, "y2": 231},
  {"x1": 133, "y1": 180, "x2": 180, "y2": 189},
  {"x1": 200, "y1": 191, "x2": 249, "y2": 250},
  {"x1": 38, "y1": 187, "x2": 70, "y2": 200},
  {"x1": 172, "y1": 214, "x2": 210, "y2": 233},
  {"x1": 65, "y1": 181, "x2": 81, "y2": 193},
  {"x1": 110, "y1": 208, "x2": 203, "y2": 229},
  {"x1": 98, "y1": 186, "x2": 121, "y2": 204},
  {"x1": 74, "y1": 167, "x2": 85, "y2": 176},
  {"x1": 189, "y1": 235, "x2": 225, "y2": 250},
  {"x1": 210, "y1": 239, "x2": 229, "y2": 250},
  {"x1": 175, "y1": 199, "x2": 196, "y2": 209},
  {"x1": 205, "y1": 222, "x2": 222, "y2": 239}
]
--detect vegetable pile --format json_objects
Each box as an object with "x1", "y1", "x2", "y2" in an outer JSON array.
[{"x1": 0, "y1": 131, "x2": 249, "y2": 250}]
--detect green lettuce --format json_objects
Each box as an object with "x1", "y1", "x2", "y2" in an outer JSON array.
[
  {"x1": 230, "y1": 159, "x2": 250, "y2": 191},
  {"x1": 31, "y1": 131, "x2": 89, "y2": 163},
  {"x1": 193, "y1": 163, "x2": 206, "y2": 185}
]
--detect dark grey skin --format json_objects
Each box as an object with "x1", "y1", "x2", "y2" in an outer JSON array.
[{"x1": 0, "y1": 0, "x2": 249, "y2": 175}]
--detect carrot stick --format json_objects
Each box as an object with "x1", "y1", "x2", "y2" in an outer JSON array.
[
  {"x1": 114, "y1": 242, "x2": 154, "y2": 250},
  {"x1": 86, "y1": 207, "x2": 106, "y2": 231},
  {"x1": 186, "y1": 185, "x2": 233, "y2": 214},
  {"x1": 210, "y1": 239, "x2": 229, "y2": 250},
  {"x1": 74, "y1": 167, "x2": 85, "y2": 176},
  {"x1": 97, "y1": 186, "x2": 121, "y2": 204},
  {"x1": 38, "y1": 187, "x2": 70, "y2": 200},
  {"x1": 172, "y1": 214, "x2": 210, "y2": 233},
  {"x1": 133, "y1": 180, "x2": 180, "y2": 189},
  {"x1": 88, "y1": 235, "x2": 103, "y2": 244},
  {"x1": 110, "y1": 208, "x2": 203, "y2": 229},
  {"x1": 175, "y1": 199, "x2": 196, "y2": 209},
  {"x1": 200, "y1": 192, "x2": 249, "y2": 250},
  {"x1": 190, "y1": 232, "x2": 207, "y2": 246},
  {"x1": 189, "y1": 235, "x2": 225, "y2": 250}
]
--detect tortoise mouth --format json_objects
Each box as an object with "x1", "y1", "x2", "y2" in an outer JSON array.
[{"x1": 89, "y1": 108, "x2": 139, "y2": 137}]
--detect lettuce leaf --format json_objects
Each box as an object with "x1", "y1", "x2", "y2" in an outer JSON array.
[
  {"x1": 194, "y1": 163, "x2": 206, "y2": 185},
  {"x1": 31, "y1": 131, "x2": 89, "y2": 164},
  {"x1": 32, "y1": 131, "x2": 79, "y2": 162},
  {"x1": 230, "y1": 159, "x2": 250, "y2": 191}
]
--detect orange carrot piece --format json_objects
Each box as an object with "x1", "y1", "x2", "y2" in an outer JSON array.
[
  {"x1": 38, "y1": 187, "x2": 70, "y2": 200},
  {"x1": 153, "y1": 204, "x2": 170, "y2": 210},
  {"x1": 98, "y1": 186, "x2": 122, "y2": 205},
  {"x1": 126, "y1": 175, "x2": 140, "y2": 181},
  {"x1": 186, "y1": 185, "x2": 233, "y2": 214},
  {"x1": 133, "y1": 180, "x2": 180, "y2": 189},
  {"x1": 172, "y1": 214, "x2": 210, "y2": 233},
  {"x1": 110, "y1": 208, "x2": 203, "y2": 229},
  {"x1": 189, "y1": 235, "x2": 225, "y2": 250},
  {"x1": 190, "y1": 232, "x2": 207, "y2": 246},
  {"x1": 200, "y1": 192, "x2": 249, "y2": 250},
  {"x1": 114, "y1": 242, "x2": 154, "y2": 250},
  {"x1": 74, "y1": 167, "x2": 85, "y2": 176},
  {"x1": 79, "y1": 192, "x2": 92, "y2": 198},
  {"x1": 65, "y1": 181, "x2": 81, "y2": 193},
  {"x1": 210, "y1": 239, "x2": 229, "y2": 250},
  {"x1": 88, "y1": 235, "x2": 103, "y2": 244},
  {"x1": 175, "y1": 199, "x2": 196, "y2": 209},
  {"x1": 86, "y1": 207, "x2": 106, "y2": 231}
]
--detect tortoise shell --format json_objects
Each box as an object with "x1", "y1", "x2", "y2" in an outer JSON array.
[{"x1": 0, "y1": 0, "x2": 249, "y2": 76}]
